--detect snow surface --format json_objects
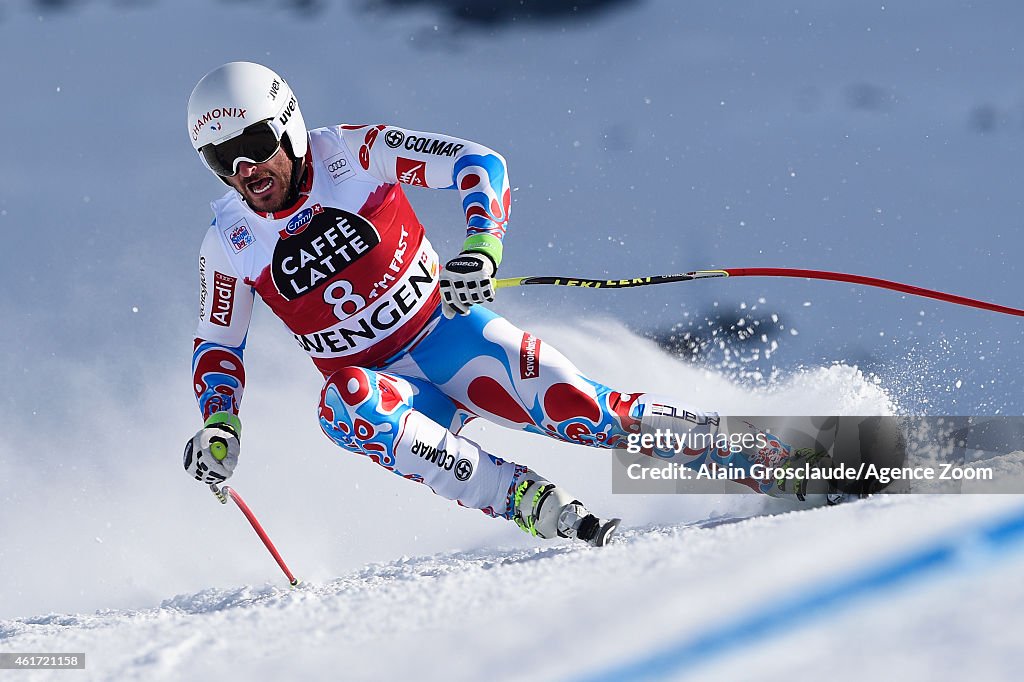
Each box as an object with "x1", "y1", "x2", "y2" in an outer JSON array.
[
  {"x1": 4, "y1": 495, "x2": 1023, "y2": 681},
  {"x1": 2, "y1": 1, "x2": 1024, "y2": 680}
]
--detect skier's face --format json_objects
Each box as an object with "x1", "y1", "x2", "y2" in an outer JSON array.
[{"x1": 225, "y1": 148, "x2": 294, "y2": 213}]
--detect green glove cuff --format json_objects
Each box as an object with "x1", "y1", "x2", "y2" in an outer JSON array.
[
  {"x1": 204, "y1": 411, "x2": 242, "y2": 437},
  {"x1": 461, "y1": 234, "x2": 503, "y2": 270}
]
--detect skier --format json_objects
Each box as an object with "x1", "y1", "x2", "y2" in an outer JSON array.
[{"x1": 181, "y1": 62, "x2": 815, "y2": 548}]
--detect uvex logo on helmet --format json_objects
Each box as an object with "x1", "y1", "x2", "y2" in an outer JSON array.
[
  {"x1": 191, "y1": 107, "x2": 247, "y2": 142},
  {"x1": 279, "y1": 97, "x2": 298, "y2": 126}
]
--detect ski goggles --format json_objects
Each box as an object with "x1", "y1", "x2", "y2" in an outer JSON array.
[{"x1": 199, "y1": 119, "x2": 283, "y2": 177}]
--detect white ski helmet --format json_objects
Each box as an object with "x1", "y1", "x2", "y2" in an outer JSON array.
[{"x1": 187, "y1": 61, "x2": 307, "y2": 176}]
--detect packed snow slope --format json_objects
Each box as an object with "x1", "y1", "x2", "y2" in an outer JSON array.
[{"x1": 4, "y1": 494, "x2": 1024, "y2": 682}]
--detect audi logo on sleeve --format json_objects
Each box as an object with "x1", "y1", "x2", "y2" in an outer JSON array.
[
  {"x1": 322, "y1": 151, "x2": 354, "y2": 185},
  {"x1": 210, "y1": 272, "x2": 237, "y2": 326}
]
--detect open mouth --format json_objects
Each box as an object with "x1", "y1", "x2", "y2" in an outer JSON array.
[{"x1": 247, "y1": 176, "x2": 274, "y2": 196}]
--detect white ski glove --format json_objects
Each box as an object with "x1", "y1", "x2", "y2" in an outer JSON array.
[
  {"x1": 183, "y1": 412, "x2": 242, "y2": 485},
  {"x1": 440, "y1": 252, "x2": 496, "y2": 319}
]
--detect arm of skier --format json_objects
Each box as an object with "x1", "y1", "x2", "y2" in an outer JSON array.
[
  {"x1": 340, "y1": 124, "x2": 510, "y2": 317},
  {"x1": 184, "y1": 226, "x2": 255, "y2": 485}
]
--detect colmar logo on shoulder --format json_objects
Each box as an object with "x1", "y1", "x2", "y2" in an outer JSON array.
[
  {"x1": 279, "y1": 203, "x2": 324, "y2": 239},
  {"x1": 402, "y1": 135, "x2": 464, "y2": 157}
]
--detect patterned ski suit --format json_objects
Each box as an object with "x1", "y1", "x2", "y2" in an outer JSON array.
[{"x1": 193, "y1": 124, "x2": 726, "y2": 521}]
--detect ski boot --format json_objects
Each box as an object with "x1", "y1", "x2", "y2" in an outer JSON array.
[
  {"x1": 766, "y1": 446, "x2": 852, "y2": 506},
  {"x1": 511, "y1": 474, "x2": 620, "y2": 547}
]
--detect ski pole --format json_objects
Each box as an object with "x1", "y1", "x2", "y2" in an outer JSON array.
[
  {"x1": 210, "y1": 484, "x2": 301, "y2": 587},
  {"x1": 495, "y1": 267, "x2": 1024, "y2": 318}
]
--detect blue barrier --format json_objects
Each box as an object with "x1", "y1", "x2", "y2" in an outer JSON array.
[{"x1": 581, "y1": 506, "x2": 1024, "y2": 682}]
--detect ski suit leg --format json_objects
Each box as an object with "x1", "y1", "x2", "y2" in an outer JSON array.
[
  {"x1": 318, "y1": 366, "x2": 526, "y2": 518},
  {"x1": 377, "y1": 308, "x2": 813, "y2": 502},
  {"x1": 385, "y1": 307, "x2": 720, "y2": 460}
]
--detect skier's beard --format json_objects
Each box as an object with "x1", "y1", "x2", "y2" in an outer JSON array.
[{"x1": 238, "y1": 165, "x2": 292, "y2": 213}]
